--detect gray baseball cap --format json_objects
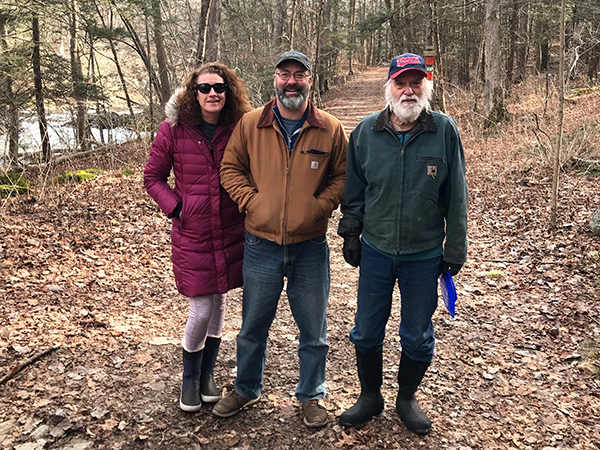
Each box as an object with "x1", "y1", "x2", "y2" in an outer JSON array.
[{"x1": 275, "y1": 51, "x2": 311, "y2": 72}]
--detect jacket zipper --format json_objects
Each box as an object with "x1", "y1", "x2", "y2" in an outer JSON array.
[
  {"x1": 279, "y1": 123, "x2": 306, "y2": 245},
  {"x1": 385, "y1": 123, "x2": 424, "y2": 253}
]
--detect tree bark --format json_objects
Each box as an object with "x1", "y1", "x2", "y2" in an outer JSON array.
[
  {"x1": 347, "y1": 0, "x2": 356, "y2": 75},
  {"x1": 69, "y1": 0, "x2": 91, "y2": 152},
  {"x1": 1, "y1": 14, "x2": 19, "y2": 167},
  {"x1": 484, "y1": 0, "x2": 507, "y2": 127},
  {"x1": 32, "y1": 14, "x2": 51, "y2": 162},
  {"x1": 551, "y1": 0, "x2": 566, "y2": 229},
  {"x1": 95, "y1": 6, "x2": 137, "y2": 128},
  {"x1": 150, "y1": 0, "x2": 171, "y2": 109},
  {"x1": 204, "y1": 0, "x2": 222, "y2": 62},
  {"x1": 587, "y1": 44, "x2": 599, "y2": 81},
  {"x1": 515, "y1": 1, "x2": 528, "y2": 82},
  {"x1": 505, "y1": 0, "x2": 518, "y2": 87},
  {"x1": 289, "y1": 0, "x2": 297, "y2": 50},
  {"x1": 115, "y1": 5, "x2": 162, "y2": 97},
  {"x1": 384, "y1": 0, "x2": 402, "y2": 51},
  {"x1": 273, "y1": 0, "x2": 287, "y2": 54},
  {"x1": 194, "y1": 0, "x2": 210, "y2": 65}
]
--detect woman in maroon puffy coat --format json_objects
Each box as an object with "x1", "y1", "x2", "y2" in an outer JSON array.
[{"x1": 144, "y1": 63, "x2": 252, "y2": 412}]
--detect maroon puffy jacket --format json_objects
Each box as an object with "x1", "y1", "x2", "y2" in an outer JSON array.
[{"x1": 144, "y1": 95, "x2": 245, "y2": 297}]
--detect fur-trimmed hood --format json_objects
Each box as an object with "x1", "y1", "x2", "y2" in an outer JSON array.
[{"x1": 164, "y1": 89, "x2": 184, "y2": 126}]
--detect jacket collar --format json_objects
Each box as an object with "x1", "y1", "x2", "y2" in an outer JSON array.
[
  {"x1": 257, "y1": 97, "x2": 326, "y2": 129},
  {"x1": 372, "y1": 107, "x2": 437, "y2": 133}
]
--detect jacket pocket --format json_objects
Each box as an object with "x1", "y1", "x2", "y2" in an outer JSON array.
[{"x1": 300, "y1": 149, "x2": 330, "y2": 156}]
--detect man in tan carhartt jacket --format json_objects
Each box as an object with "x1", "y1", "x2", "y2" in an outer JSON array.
[{"x1": 215, "y1": 51, "x2": 347, "y2": 428}]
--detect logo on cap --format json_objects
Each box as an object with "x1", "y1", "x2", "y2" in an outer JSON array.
[{"x1": 396, "y1": 56, "x2": 422, "y2": 68}]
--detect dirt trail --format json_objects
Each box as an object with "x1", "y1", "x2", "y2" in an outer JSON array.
[
  {"x1": 1, "y1": 67, "x2": 599, "y2": 450},
  {"x1": 321, "y1": 65, "x2": 388, "y2": 133}
]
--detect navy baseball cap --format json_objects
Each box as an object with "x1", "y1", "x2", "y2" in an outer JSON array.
[
  {"x1": 276, "y1": 51, "x2": 311, "y2": 72},
  {"x1": 388, "y1": 53, "x2": 427, "y2": 79}
]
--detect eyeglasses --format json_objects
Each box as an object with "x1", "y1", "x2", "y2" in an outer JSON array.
[
  {"x1": 196, "y1": 83, "x2": 228, "y2": 94},
  {"x1": 275, "y1": 71, "x2": 309, "y2": 82}
]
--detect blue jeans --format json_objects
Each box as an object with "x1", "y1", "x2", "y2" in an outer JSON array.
[
  {"x1": 234, "y1": 232, "x2": 330, "y2": 403},
  {"x1": 349, "y1": 242, "x2": 441, "y2": 363}
]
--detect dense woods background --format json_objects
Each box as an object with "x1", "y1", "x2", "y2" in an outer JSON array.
[
  {"x1": 1, "y1": 0, "x2": 600, "y2": 168},
  {"x1": 2, "y1": 1, "x2": 600, "y2": 448}
]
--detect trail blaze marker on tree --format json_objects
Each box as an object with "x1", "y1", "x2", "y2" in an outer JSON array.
[{"x1": 424, "y1": 45, "x2": 435, "y2": 81}]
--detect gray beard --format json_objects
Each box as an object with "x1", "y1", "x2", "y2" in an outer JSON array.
[
  {"x1": 277, "y1": 88, "x2": 308, "y2": 110},
  {"x1": 392, "y1": 101, "x2": 423, "y2": 124},
  {"x1": 385, "y1": 87, "x2": 428, "y2": 124}
]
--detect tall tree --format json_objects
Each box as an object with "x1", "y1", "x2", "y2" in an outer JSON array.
[
  {"x1": 551, "y1": 0, "x2": 566, "y2": 229},
  {"x1": 194, "y1": 0, "x2": 210, "y2": 65},
  {"x1": 347, "y1": 0, "x2": 356, "y2": 75},
  {"x1": 150, "y1": 0, "x2": 170, "y2": 108},
  {"x1": 69, "y1": 0, "x2": 91, "y2": 152},
  {"x1": 93, "y1": 3, "x2": 137, "y2": 125},
  {"x1": 32, "y1": 12, "x2": 51, "y2": 162},
  {"x1": 484, "y1": 0, "x2": 507, "y2": 127},
  {"x1": 204, "y1": 0, "x2": 221, "y2": 62},
  {"x1": 273, "y1": 0, "x2": 287, "y2": 54},
  {"x1": 0, "y1": 10, "x2": 20, "y2": 167}
]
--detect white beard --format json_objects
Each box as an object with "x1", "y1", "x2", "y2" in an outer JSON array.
[{"x1": 385, "y1": 87, "x2": 429, "y2": 125}]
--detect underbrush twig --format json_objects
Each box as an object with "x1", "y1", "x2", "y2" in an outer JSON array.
[{"x1": 0, "y1": 345, "x2": 61, "y2": 385}]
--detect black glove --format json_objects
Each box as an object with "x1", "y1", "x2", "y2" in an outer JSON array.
[
  {"x1": 440, "y1": 260, "x2": 463, "y2": 276},
  {"x1": 342, "y1": 235, "x2": 361, "y2": 267}
]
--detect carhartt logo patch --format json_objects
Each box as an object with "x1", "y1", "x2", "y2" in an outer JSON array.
[
  {"x1": 311, "y1": 161, "x2": 319, "y2": 169},
  {"x1": 427, "y1": 166, "x2": 437, "y2": 177}
]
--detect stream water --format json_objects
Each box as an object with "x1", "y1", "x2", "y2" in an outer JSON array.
[{"x1": 0, "y1": 111, "x2": 148, "y2": 167}]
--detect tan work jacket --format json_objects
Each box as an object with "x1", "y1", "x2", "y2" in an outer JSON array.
[{"x1": 220, "y1": 98, "x2": 348, "y2": 245}]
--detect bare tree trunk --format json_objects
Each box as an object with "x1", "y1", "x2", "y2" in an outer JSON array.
[
  {"x1": 1, "y1": 15, "x2": 19, "y2": 167},
  {"x1": 32, "y1": 14, "x2": 51, "y2": 162},
  {"x1": 506, "y1": 0, "x2": 518, "y2": 88},
  {"x1": 114, "y1": 4, "x2": 162, "y2": 96},
  {"x1": 289, "y1": 0, "x2": 297, "y2": 50},
  {"x1": 384, "y1": 0, "x2": 402, "y2": 51},
  {"x1": 313, "y1": 0, "x2": 324, "y2": 106},
  {"x1": 150, "y1": 0, "x2": 171, "y2": 109},
  {"x1": 69, "y1": 0, "x2": 91, "y2": 152},
  {"x1": 425, "y1": 0, "x2": 445, "y2": 112},
  {"x1": 95, "y1": 6, "x2": 137, "y2": 129},
  {"x1": 551, "y1": 0, "x2": 566, "y2": 229},
  {"x1": 194, "y1": 0, "x2": 211, "y2": 65},
  {"x1": 145, "y1": 14, "x2": 156, "y2": 139},
  {"x1": 587, "y1": 44, "x2": 599, "y2": 81},
  {"x1": 515, "y1": 1, "x2": 528, "y2": 82},
  {"x1": 484, "y1": 0, "x2": 507, "y2": 127},
  {"x1": 204, "y1": 0, "x2": 222, "y2": 62},
  {"x1": 347, "y1": 0, "x2": 356, "y2": 75},
  {"x1": 274, "y1": 0, "x2": 287, "y2": 54}
]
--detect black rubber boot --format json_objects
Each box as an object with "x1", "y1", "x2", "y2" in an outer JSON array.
[
  {"x1": 200, "y1": 337, "x2": 221, "y2": 403},
  {"x1": 180, "y1": 349, "x2": 203, "y2": 412},
  {"x1": 395, "y1": 353, "x2": 432, "y2": 435},
  {"x1": 339, "y1": 349, "x2": 384, "y2": 426}
]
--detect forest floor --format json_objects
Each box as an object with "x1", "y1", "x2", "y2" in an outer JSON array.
[{"x1": 1, "y1": 66, "x2": 600, "y2": 450}]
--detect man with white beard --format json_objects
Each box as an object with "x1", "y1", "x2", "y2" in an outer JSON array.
[{"x1": 337, "y1": 53, "x2": 468, "y2": 435}]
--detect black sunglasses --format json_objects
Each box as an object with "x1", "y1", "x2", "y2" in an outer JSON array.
[{"x1": 196, "y1": 83, "x2": 228, "y2": 94}]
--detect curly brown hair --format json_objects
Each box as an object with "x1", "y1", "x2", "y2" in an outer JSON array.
[{"x1": 177, "y1": 63, "x2": 252, "y2": 126}]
